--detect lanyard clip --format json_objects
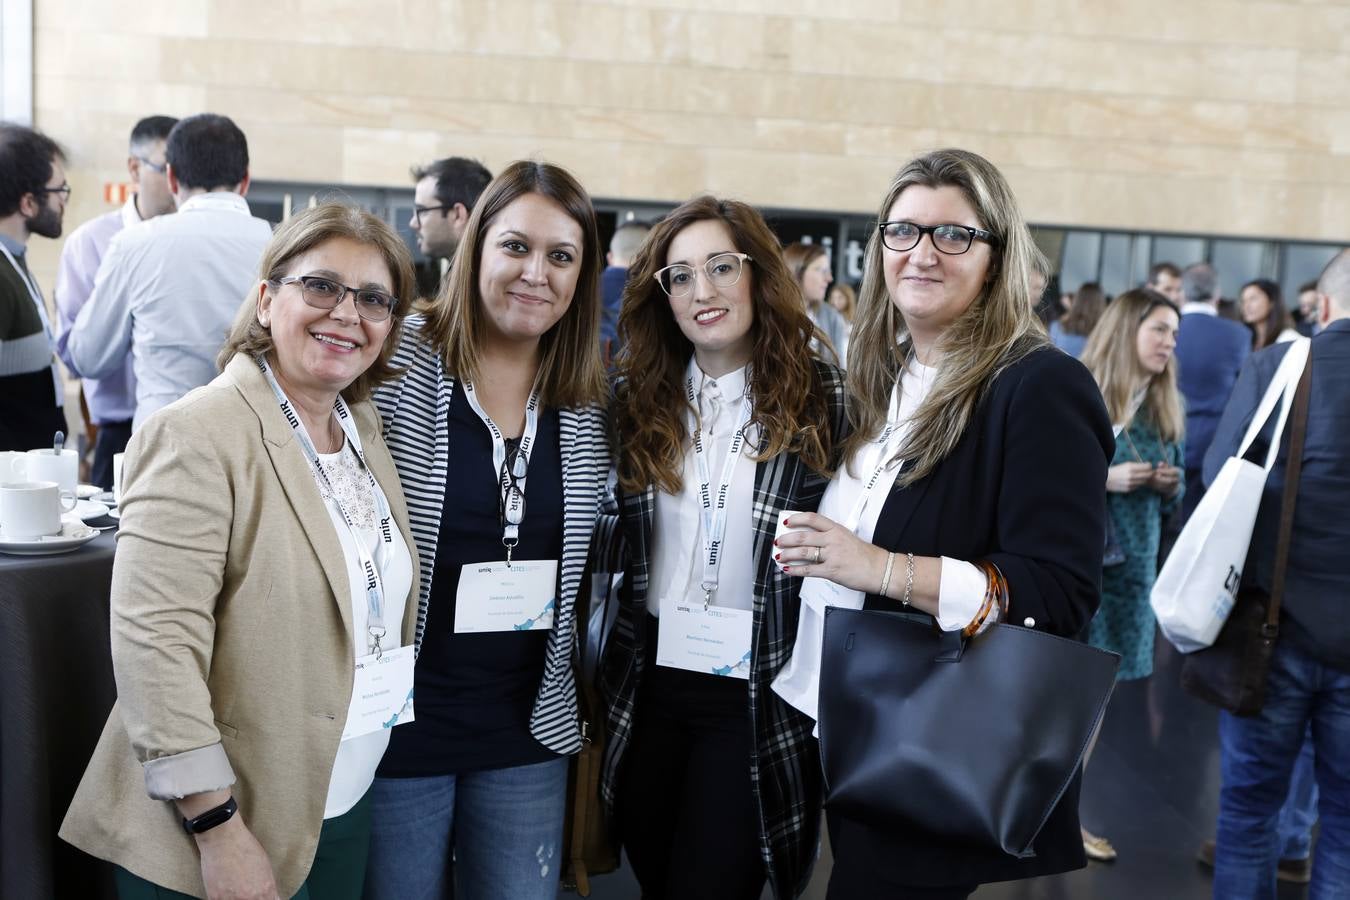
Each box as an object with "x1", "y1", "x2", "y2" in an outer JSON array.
[
  {"x1": 368, "y1": 625, "x2": 386, "y2": 660},
  {"x1": 504, "y1": 537, "x2": 518, "y2": 568}
]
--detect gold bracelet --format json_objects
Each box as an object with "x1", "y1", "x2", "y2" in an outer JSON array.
[{"x1": 879, "y1": 551, "x2": 896, "y2": 597}]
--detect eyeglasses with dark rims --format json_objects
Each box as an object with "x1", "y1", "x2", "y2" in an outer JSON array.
[
  {"x1": 270, "y1": 274, "x2": 399, "y2": 323},
  {"x1": 653, "y1": 252, "x2": 753, "y2": 298},
  {"x1": 877, "y1": 221, "x2": 998, "y2": 256}
]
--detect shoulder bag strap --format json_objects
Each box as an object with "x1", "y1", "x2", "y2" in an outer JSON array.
[{"x1": 1266, "y1": 354, "x2": 1313, "y2": 633}]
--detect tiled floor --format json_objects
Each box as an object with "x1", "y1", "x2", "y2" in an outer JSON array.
[{"x1": 581, "y1": 633, "x2": 1314, "y2": 900}]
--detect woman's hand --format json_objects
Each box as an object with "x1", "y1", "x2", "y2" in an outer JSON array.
[
  {"x1": 1149, "y1": 463, "x2": 1182, "y2": 497},
  {"x1": 1106, "y1": 462, "x2": 1152, "y2": 494},
  {"x1": 772, "y1": 511, "x2": 889, "y2": 595},
  {"x1": 195, "y1": 817, "x2": 280, "y2": 900}
]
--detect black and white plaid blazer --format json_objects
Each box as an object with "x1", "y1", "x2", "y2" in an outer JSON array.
[
  {"x1": 599, "y1": 358, "x2": 849, "y2": 900},
  {"x1": 373, "y1": 318, "x2": 610, "y2": 755}
]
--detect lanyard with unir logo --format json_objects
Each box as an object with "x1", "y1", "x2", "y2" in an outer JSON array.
[
  {"x1": 685, "y1": 372, "x2": 754, "y2": 607},
  {"x1": 258, "y1": 356, "x2": 394, "y2": 655},
  {"x1": 462, "y1": 378, "x2": 541, "y2": 566}
]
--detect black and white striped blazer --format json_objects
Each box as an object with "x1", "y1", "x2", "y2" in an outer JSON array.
[{"x1": 372, "y1": 318, "x2": 610, "y2": 755}]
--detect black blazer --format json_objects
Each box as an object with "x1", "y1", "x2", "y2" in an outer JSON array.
[{"x1": 839, "y1": 346, "x2": 1114, "y2": 887}]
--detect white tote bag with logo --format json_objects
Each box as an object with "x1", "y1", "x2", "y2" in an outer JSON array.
[{"x1": 1151, "y1": 338, "x2": 1310, "y2": 653}]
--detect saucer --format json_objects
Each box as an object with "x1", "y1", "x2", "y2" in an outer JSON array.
[
  {"x1": 75, "y1": 499, "x2": 110, "y2": 521},
  {"x1": 0, "y1": 520, "x2": 100, "y2": 555},
  {"x1": 76, "y1": 483, "x2": 101, "y2": 499},
  {"x1": 93, "y1": 491, "x2": 117, "y2": 507}
]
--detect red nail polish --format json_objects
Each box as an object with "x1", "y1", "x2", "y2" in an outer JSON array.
[{"x1": 774, "y1": 553, "x2": 781, "y2": 561}]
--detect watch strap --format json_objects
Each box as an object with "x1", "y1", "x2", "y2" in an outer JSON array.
[{"x1": 181, "y1": 795, "x2": 238, "y2": 835}]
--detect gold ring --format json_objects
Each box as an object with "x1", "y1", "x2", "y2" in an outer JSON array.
[{"x1": 813, "y1": 546, "x2": 822, "y2": 564}]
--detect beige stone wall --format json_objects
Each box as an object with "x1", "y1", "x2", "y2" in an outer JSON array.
[{"x1": 25, "y1": 0, "x2": 1350, "y2": 285}]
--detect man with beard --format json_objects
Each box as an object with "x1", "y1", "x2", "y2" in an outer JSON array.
[
  {"x1": 54, "y1": 115, "x2": 177, "y2": 487},
  {"x1": 0, "y1": 124, "x2": 69, "y2": 450},
  {"x1": 408, "y1": 156, "x2": 492, "y2": 264}
]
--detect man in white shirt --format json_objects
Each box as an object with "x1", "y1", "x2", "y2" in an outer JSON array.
[
  {"x1": 54, "y1": 115, "x2": 177, "y2": 485},
  {"x1": 68, "y1": 113, "x2": 273, "y2": 430}
]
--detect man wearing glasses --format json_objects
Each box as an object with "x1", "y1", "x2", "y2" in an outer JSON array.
[
  {"x1": 68, "y1": 113, "x2": 272, "y2": 430},
  {"x1": 0, "y1": 123, "x2": 70, "y2": 450},
  {"x1": 52, "y1": 115, "x2": 177, "y2": 487},
  {"x1": 409, "y1": 156, "x2": 492, "y2": 263}
]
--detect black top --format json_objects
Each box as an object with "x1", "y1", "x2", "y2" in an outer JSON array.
[
  {"x1": 850, "y1": 346, "x2": 1114, "y2": 886},
  {"x1": 378, "y1": 381, "x2": 564, "y2": 776}
]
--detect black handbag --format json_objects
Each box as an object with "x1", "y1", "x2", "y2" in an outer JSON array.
[
  {"x1": 1181, "y1": 353, "x2": 1311, "y2": 717},
  {"x1": 818, "y1": 607, "x2": 1120, "y2": 858}
]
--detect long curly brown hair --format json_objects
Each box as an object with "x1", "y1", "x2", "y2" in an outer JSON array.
[{"x1": 615, "y1": 196, "x2": 834, "y2": 495}]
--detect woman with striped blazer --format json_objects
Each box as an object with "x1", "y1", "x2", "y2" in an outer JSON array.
[
  {"x1": 599, "y1": 196, "x2": 849, "y2": 900},
  {"x1": 362, "y1": 162, "x2": 610, "y2": 900}
]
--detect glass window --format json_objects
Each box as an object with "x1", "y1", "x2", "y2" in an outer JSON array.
[
  {"x1": 1282, "y1": 244, "x2": 1340, "y2": 306},
  {"x1": 1212, "y1": 240, "x2": 1277, "y2": 299},
  {"x1": 1099, "y1": 233, "x2": 1135, "y2": 297},
  {"x1": 1152, "y1": 236, "x2": 1206, "y2": 271},
  {"x1": 1060, "y1": 231, "x2": 1102, "y2": 294}
]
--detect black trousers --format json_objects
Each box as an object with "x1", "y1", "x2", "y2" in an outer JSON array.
[
  {"x1": 90, "y1": 420, "x2": 132, "y2": 490},
  {"x1": 825, "y1": 812, "x2": 977, "y2": 900},
  {"x1": 617, "y1": 615, "x2": 764, "y2": 900}
]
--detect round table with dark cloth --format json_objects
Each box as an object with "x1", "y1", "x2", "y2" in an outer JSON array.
[{"x1": 0, "y1": 530, "x2": 118, "y2": 900}]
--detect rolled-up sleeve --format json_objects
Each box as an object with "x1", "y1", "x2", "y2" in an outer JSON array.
[
  {"x1": 110, "y1": 410, "x2": 237, "y2": 799},
  {"x1": 68, "y1": 231, "x2": 135, "y2": 380},
  {"x1": 985, "y1": 355, "x2": 1114, "y2": 638}
]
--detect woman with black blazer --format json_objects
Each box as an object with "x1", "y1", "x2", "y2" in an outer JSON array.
[
  {"x1": 364, "y1": 162, "x2": 610, "y2": 900},
  {"x1": 772, "y1": 148, "x2": 1114, "y2": 899},
  {"x1": 600, "y1": 196, "x2": 848, "y2": 900}
]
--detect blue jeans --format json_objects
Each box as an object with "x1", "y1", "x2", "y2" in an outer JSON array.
[
  {"x1": 1214, "y1": 639, "x2": 1350, "y2": 899},
  {"x1": 1276, "y1": 729, "x2": 1318, "y2": 860},
  {"x1": 363, "y1": 758, "x2": 568, "y2": 900}
]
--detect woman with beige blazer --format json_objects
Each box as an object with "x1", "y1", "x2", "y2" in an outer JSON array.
[{"x1": 61, "y1": 203, "x2": 420, "y2": 900}]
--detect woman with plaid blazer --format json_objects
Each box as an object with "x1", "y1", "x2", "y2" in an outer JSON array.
[{"x1": 599, "y1": 196, "x2": 849, "y2": 900}]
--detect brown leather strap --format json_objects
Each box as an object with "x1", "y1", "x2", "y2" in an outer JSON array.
[{"x1": 1267, "y1": 352, "x2": 1313, "y2": 631}]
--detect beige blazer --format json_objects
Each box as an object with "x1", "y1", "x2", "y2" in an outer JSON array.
[{"x1": 60, "y1": 354, "x2": 419, "y2": 898}]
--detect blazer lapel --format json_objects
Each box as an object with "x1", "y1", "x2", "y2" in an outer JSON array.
[
  {"x1": 228, "y1": 355, "x2": 353, "y2": 641},
  {"x1": 867, "y1": 458, "x2": 935, "y2": 557}
]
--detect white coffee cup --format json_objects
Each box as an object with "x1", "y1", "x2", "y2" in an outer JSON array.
[
  {"x1": 0, "y1": 481, "x2": 77, "y2": 541},
  {"x1": 11, "y1": 448, "x2": 79, "y2": 493},
  {"x1": 112, "y1": 452, "x2": 126, "y2": 505},
  {"x1": 773, "y1": 509, "x2": 812, "y2": 572},
  {"x1": 0, "y1": 451, "x2": 21, "y2": 485}
]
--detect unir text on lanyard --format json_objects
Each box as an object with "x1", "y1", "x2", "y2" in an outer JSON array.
[
  {"x1": 257, "y1": 356, "x2": 395, "y2": 656},
  {"x1": 685, "y1": 372, "x2": 754, "y2": 607},
  {"x1": 462, "y1": 378, "x2": 541, "y2": 567}
]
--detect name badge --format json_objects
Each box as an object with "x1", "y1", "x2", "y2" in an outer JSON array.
[
  {"x1": 455, "y1": 559, "x2": 559, "y2": 633},
  {"x1": 656, "y1": 595, "x2": 753, "y2": 679},
  {"x1": 342, "y1": 645, "x2": 415, "y2": 742}
]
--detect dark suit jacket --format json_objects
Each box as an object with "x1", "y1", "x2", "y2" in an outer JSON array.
[
  {"x1": 1176, "y1": 311, "x2": 1251, "y2": 472},
  {"x1": 841, "y1": 346, "x2": 1114, "y2": 887},
  {"x1": 1202, "y1": 320, "x2": 1350, "y2": 671}
]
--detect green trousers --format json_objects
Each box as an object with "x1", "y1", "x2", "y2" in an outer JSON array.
[{"x1": 115, "y1": 791, "x2": 372, "y2": 900}]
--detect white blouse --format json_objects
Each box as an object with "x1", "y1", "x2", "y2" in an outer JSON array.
[
  {"x1": 648, "y1": 359, "x2": 757, "y2": 616},
  {"x1": 772, "y1": 357, "x2": 992, "y2": 723},
  {"x1": 312, "y1": 439, "x2": 414, "y2": 819}
]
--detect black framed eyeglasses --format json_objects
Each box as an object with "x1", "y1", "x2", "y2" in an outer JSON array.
[
  {"x1": 270, "y1": 275, "x2": 399, "y2": 322},
  {"x1": 412, "y1": 204, "x2": 450, "y2": 223},
  {"x1": 38, "y1": 182, "x2": 72, "y2": 201},
  {"x1": 653, "y1": 252, "x2": 754, "y2": 298},
  {"x1": 878, "y1": 221, "x2": 998, "y2": 256},
  {"x1": 135, "y1": 156, "x2": 167, "y2": 174},
  {"x1": 499, "y1": 442, "x2": 529, "y2": 528}
]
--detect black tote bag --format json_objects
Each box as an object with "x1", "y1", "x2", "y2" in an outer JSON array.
[{"x1": 818, "y1": 607, "x2": 1120, "y2": 858}]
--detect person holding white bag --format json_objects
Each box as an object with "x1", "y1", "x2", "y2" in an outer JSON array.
[{"x1": 1198, "y1": 248, "x2": 1350, "y2": 900}]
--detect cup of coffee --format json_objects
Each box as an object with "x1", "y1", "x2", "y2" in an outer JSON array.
[
  {"x1": 112, "y1": 452, "x2": 126, "y2": 505},
  {"x1": 773, "y1": 509, "x2": 811, "y2": 572},
  {"x1": 12, "y1": 448, "x2": 79, "y2": 493},
  {"x1": 0, "y1": 481, "x2": 77, "y2": 541}
]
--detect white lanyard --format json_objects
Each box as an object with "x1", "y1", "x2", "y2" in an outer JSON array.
[
  {"x1": 258, "y1": 356, "x2": 394, "y2": 655},
  {"x1": 844, "y1": 377, "x2": 907, "y2": 534},
  {"x1": 0, "y1": 244, "x2": 63, "y2": 406},
  {"x1": 686, "y1": 372, "x2": 754, "y2": 606},
  {"x1": 462, "y1": 378, "x2": 541, "y2": 565}
]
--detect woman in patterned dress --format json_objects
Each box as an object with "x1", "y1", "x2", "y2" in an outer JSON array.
[{"x1": 1078, "y1": 287, "x2": 1186, "y2": 860}]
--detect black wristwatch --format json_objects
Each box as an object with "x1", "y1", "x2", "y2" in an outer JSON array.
[{"x1": 181, "y1": 795, "x2": 238, "y2": 835}]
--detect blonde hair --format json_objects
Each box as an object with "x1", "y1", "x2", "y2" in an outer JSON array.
[
  {"x1": 420, "y1": 160, "x2": 606, "y2": 409},
  {"x1": 842, "y1": 148, "x2": 1048, "y2": 485},
  {"x1": 1080, "y1": 288, "x2": 1185, "y2": 443},
  {"x1": 827, "y1": 283, "x2": 857, "y2": 322},
  {"x1": 218, "y1": 202, "x2": 416, "y2": 402}
]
